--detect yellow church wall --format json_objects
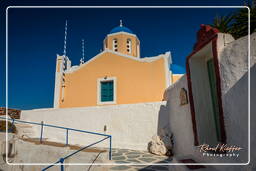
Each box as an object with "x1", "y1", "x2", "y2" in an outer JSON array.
[
  {"x1": 171, "y1": 74, "x2": 184, "y2": 84},
  {"x1": 59, "y1": 52, "x2": 167, "y2": 108},
  {"x1": 105, "y1": 33, "x2": 139, "y2": 57},
  {"x1": 57, "y1": 59, "x2": 62, "y2": 72}
]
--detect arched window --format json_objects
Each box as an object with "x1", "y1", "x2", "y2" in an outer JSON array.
[
  {"x1": 113, "y1": 39, "x2": 118, "y2": 52},
  {"x1": 127, "y1": 39, "x2": 132, "y2": 54}
]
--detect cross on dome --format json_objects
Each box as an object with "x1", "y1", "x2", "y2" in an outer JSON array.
[
  {"x1": 109, "y1": 20, "x2": 133, "y2": 34},
  {"x1": 120, "y1": 19, "x2": 123, "y2": 27}
]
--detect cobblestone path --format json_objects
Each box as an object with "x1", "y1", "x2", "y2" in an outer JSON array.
[{"x1": 109, "y1": 148, "x2": 172, "y2": 171}]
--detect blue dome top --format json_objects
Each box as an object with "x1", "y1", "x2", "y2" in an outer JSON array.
[{"x1": 110, "y1": 26, "x2": 133, "y2": 34}]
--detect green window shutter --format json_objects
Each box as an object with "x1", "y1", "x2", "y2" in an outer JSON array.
[
  {"x1": 207, "y1": 59, "x2": 221, "y2": 141},
  {"x1": 101, "y1": 81, "x2": 114, "y2": 102}
]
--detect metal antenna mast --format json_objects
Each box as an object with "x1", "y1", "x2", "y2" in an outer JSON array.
[
  {"x1": 61, "y1": 20, "x2": 68, "y2": 102},
  {"x1": 80, "y1": 39, "x2": 85, "y2": 64},
  {"x1": 63, "y1": 20, "x2": 68, "y2": 57},
  {"x1": 82, "y1": 39, "x2": 85, "y2": 63}
]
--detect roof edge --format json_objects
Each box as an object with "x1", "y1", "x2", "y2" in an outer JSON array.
[{"x1": 65, "y1": 49, "x2": 171, "y2": 74}]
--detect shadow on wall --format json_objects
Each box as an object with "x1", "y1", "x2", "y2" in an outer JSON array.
[
  {"x1": 147, "y1": 96, "x2": 174, "y2": 156},
  {"x1": 157, "y1": 104, "x2": 170, "y2": 136},
  {"x1": 222, "y1": 66, "x2": 250, "y2": 162},
  {"x1": 250, "y1": 63, "x2": 256, "y2": 169},
  {"x1": 222, "y1": 63, "x2": 250, "y2": 163},
  {"x1": 158, "y1": 103, "x2": 173, "y2": 151},
  {"x1": 223, "y1": 63, "x2": 254, "y2": 168}
]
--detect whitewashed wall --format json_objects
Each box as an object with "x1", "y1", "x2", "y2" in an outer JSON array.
[
  {"x1": 166, "y1": 75, "x2": 226, "y2": 164},
  {"x1": 21, "y1": 102, "x2": 167, "y2": 151},
  {"x1": 218, "y1": 32, "x2": 256, "y2": 165},
  {"x1": 166, "y1": 33, "x2": 256, "y2": 170},
  {"x1": 165, "y1": 75, "x2": 196, "y2": 157}
]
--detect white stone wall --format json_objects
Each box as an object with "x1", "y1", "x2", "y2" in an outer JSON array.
[
  {"x1": 166, "y1": 33, "x2": 256, "y2": 170},
  {"x1": 165, "y1": 75, "x2": 195, "y2": 157},
  {"x1": 21, "y1": 102, "x2": 167, "y2": 151},
  {"x1": 218, "y1": 32, "x2": 256, "y2": 165}
]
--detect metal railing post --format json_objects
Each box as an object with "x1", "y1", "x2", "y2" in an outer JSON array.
[
  {"x1": 109, "y1": 135, "x2": 112, "y2": 160},
  {"x1": 66, "y1": 128, "x2": 69, "y2": 146},
  {"x1": 0, "y1": 116, "x2": 113, "y2": 169},
  {"x1": 40, "y1": 121, "x2": 44, "y2": 143},
  {"x1": 11, "y1": 118, "x2": 15, "y2": 132},
  {"x1": 59, "y1": 158, "x2": 65, "y2": 171}
]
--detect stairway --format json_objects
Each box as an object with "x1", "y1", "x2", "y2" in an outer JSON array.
[
  {"x1": 0, "y1": 117, "x2": 112, "y2": 171},
  {"x1": 0, "y1": 132, "x2": 109, "y2": 171},
  {"x1": 15, "y1": 123, "x2": 37, "y2": 139}
]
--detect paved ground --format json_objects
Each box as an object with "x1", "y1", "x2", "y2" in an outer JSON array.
[{"x1": 109, "y1": 148, "x2": 172, "y2": 171}]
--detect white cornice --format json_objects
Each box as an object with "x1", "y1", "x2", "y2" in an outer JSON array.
[
  {"x1": 105, "y1": 31, "x2": 140, "y2": 43},
  {"x1": 107, "y1": 31, "x2": 136, "y2": 37},
  {"x1": 65, "y1": 49, "x2": 171, "y2": 74},
  {"x1": 172, "y1": 74, "x2": 184, "y2": 76}
]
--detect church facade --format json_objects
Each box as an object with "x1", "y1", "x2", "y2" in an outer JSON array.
[{"x1": 54, "y1": 22, "x2": 181, "y2": 108}]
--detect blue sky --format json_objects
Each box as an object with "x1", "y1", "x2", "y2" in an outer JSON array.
[{"x1": 0, "y1": 1, "x2": 245, "y2": 110}]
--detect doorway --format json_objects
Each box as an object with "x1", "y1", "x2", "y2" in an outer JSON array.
[{"x1": 207, "y1": 59, "x2": 221, "y2": 142}]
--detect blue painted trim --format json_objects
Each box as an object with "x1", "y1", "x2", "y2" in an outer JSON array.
[
  {"x1": 59, "y1": 158, "x2": 65, "y2": 171},
  {"x1": 41, "y1": 160, "x2": 60, "y2": 171}
]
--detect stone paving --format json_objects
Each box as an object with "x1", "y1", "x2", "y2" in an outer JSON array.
[{"x1": 109, "y1": 148, "x2": 172, "y2": 171}]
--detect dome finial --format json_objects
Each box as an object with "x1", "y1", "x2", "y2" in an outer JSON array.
[{"x1": 120, "y1": 19, "x2": 123, "y2": 27}]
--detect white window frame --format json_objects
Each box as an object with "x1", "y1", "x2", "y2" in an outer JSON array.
[{"x1": 97, "y1": 77, "x2": 117, "y2": 105}]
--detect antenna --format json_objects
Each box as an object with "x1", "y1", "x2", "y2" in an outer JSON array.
[
  {"x1": 82, "y1": 39, "x2": 85, "y2": 62},
  {"x1": 80, "y1": 39, "x2": 85, "y2": 64},
  {"x1": 61, "y1": 20, "x2": 68, "y2": 102},
  {"x1": 63, "y1": 20, "x2": 68, "y2": 57},
  {"x1": 120, "y1": 19, "x2": 123, "y2": 27}
]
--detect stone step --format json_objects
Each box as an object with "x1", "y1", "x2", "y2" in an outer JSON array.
[
  {"x1": 17, "y1": 129, "x2": 35, "y2": 134},
  {"x1": 15, "y1": 124, "x2": 33, "y2": 128},
  {"x1": 15, "y1": 124, "x2": 37, "y2": 139}
]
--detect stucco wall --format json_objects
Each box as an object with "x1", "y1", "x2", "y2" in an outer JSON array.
[
  {"x1": 165, "y1": 75, "x2": 196, "y2": 157},
  {"x1": 105, "y1": 32, "x2": 140, "y2": 57},
  {"x1": 21, "y1": 101, "x2": 166, "y2": 151},
  {"x1": 166, "y1": 33, "x2": 255, "y2": 169},
  {"x1": 171, "y1": 74, "x2": 183, "y2": 84},
  {"x1": 218, "y1": 32, "x2": 256, "y2": 164},
  {"x1": 58, "y1": 51, "x2": 169, "y2": 108}
]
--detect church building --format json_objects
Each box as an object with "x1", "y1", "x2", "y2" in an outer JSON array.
[{"x1": 54, "y1": 21, "x2": 182, "y2": 108}]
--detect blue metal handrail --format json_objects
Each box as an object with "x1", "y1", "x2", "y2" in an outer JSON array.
[
  {"x1": 0, "y1": 116, "x2": 111, "y2": 137},
  {"x1": 42, "y1": 136, "x2": 109, "y2": 171},
  {"x1": 0, "y1": 116, "x2": 112, "y2": 171}
]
